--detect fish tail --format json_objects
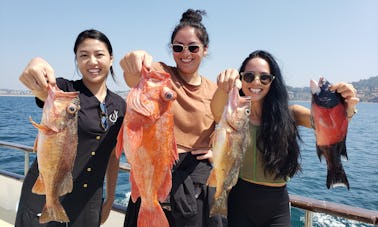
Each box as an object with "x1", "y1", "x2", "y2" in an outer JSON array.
[
  {"x1": 157, "y1": 171, "x2": 172, "y2": 202},
  {"x1": 32, "y1": 175, "x2": 45, "y2": 195},
  {"x1": 39, "y1": 201, "x2": 69, "y2": 224},
  {"x1": 327, "y1": 167, "x2": 350, "y2": 190},
  {"x1": 138, "y1": 201, "x2": 169, "y2": 227},
  {"x1": 210, "y1": 190, "x2": 228, "y2": 217}
]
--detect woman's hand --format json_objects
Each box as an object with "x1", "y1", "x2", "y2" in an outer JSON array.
[
  {"x1": 191, "y1": 149, "x2": 214, "y2": 164},
  {"x1": 330, "y1": 82, "x2": 359, "y2": 119},
  {"x1": 19, "y1": 57, "x2": 56, "y2": 101},
  {"x1": 216, "y1": 68, "x2": 241, "y2": 93},
  {"x1": 119, "y1": 50, "x2": 153, "y2": 88}
]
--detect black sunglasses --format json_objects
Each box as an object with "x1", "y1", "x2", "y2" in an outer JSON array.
[
  {"x1": 240, "y1": 72, "x2": 275, "y2": 85},
  {"x1": 99, "y1": 102, "x2": 109, "y2": 131},
  {"x1": 171, "y1": 43, "x2": 201, "y2": 53}
]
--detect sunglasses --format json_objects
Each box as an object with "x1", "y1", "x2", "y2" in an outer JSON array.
[
  {"x1": 171, "y1": 43, "x2": 201, "y2": 53},
  {"x1": 99, "y1": 102, "x2": 109, "y2": 131},
  {"x1": 240, "y1": 72, "x2": 275, "y2": 85}
]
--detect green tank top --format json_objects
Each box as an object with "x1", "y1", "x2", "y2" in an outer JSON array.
[{"x1": 239, "y1": 123, "x2": 287, "y2": 185}]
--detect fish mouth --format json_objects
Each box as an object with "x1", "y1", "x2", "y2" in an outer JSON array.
[{"x1": 310, "y1": 79, "x2": 320, "y2": 95}]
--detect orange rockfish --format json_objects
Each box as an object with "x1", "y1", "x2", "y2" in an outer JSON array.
[
  {"x1": 29, "y1": 84, "x2": 80, "y2": 223},
  {"x1": 207, "y1": 86, "x2": 251, "y2": 217},
  {"x1": 116, "y1": 67, "x2": 178, "y2": 227},
  {"x1": 310, "y1": 77, "x2": 349, "y2": 189}
]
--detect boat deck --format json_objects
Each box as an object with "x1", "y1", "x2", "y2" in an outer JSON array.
[
  {"x1": 0, "y1": 171, "x2": 125, "y2": 226},
  {"x1": 1, "y1": 141, "x2": 378, "y2": 226}
]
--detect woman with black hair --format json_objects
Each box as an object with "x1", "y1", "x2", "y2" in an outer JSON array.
[
  {"x1": 211, "y1": 50, "x2": 359, "y2": 226},
  {"x1": 16, "y1": 29, "x2": 126, "y2": 227}
]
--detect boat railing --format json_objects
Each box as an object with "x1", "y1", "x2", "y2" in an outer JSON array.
[{"x1": 1, "y1": 141, "x2": 377, "y2": 226}]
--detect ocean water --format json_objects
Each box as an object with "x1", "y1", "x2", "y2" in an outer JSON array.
[{"x1": 0, "y1": 96, "x2": 377, "y2": 226}]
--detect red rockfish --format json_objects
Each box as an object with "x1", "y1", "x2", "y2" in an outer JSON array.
[
  {"x1": 310, "y1": 77, "x2": 349, "y2": 189},
  {"x1": 207, "y1": 86, "x2": 251, "y2": 216},
  {"x1": 29, "y1": 84, "x2": 80, "y2": 223},
  {"x1": 116, "y1": 67, "x2": 178, "y2": 227}
]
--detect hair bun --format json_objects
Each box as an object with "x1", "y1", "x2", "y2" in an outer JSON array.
[{"x1": 180, "y1": 9, "x2": 206, "y2": 24}]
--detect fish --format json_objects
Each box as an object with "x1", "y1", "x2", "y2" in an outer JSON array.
[
  {"x1": 207, "y1": 85, "x2": 251, "y2": 217},
  {"x1": 310, "y1": 77, "x2": 349, "y2": 189},
  {"x1": 116, "y1": 67, "x2": 178, "y2": 227},
  {"x1": 29, "y1": 84, "x2": 80, "y2": 223}
]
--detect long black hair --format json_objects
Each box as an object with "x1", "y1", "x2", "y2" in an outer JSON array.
[
  {"x1": 73, "y1": 29, "x2": 115, "y2": 80},
  {"x1": 240, "y1": 50, "x2": 301, "y2": 179}
]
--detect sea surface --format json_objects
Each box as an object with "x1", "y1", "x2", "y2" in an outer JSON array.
[{"x1": 0, "y1": 96, "x2": 377, "y2": 226}]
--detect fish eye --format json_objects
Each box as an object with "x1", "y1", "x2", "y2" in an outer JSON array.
[
  {"x1": 161, "y1": 87, "x2": 176, "y2": 101},
  {"x1": 67, "y1": 104, "x2": 77, "y2": 114},
  {"x1": 245, "y1": 109, "x2": 251, "y2": 116},
  {"x1": 164, "y1": 92, "x2": 174, "y2": 100}
]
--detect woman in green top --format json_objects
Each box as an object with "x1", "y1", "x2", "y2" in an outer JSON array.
[{"x1": 211, "y1": 50, "x2": 359, "y2": 226}]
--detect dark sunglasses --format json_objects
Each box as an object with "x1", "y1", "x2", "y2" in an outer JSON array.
[
  {"x1": 99, "y1": 102, "x2": 109, "y2": 131},
  {"x1": 240, "y1": 72, "x2": 275, "y2": 85},
  {"x1": 171, "y1": 43, "x2": 201, "y2": 53}
]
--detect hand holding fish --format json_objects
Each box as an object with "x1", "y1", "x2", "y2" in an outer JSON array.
[
  {"x1": 191, "y1": 148, "x2": 214, "y2": 163},
  {"x1": 329, "y1": 82, "x2": 359, "y2": 119},
  {"x1": 212, "y1": 69, "x2": 242, "y2": 122},
  {"x1": 216, "y1": 68, "x2": 241, "y2": 93},
  {"x1": 119, "y1": 50, "x2": 153, "y2": 88},
  {"x1": 19, "y1": 57, "x2": 56, "y2": 101}
]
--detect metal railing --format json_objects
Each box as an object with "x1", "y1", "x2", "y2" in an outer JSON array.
[{"x1": 1, "y1": 141, "x2": 377, "y2": 226}]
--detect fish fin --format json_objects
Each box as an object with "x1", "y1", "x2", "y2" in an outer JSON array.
[
  {"x1": 32, "y1": 175, "x2": 46, "y2": 195},
  {"x1": 39, "y1": 201, "x2": 69, "y2": 224},
  {"x1": 33, "y1": 137, "x2": 38, "y2": 153},
  {"x1": 171, "y1": 138, "x2": 178, "y2": 163},
  {"x1": 59, "y1": 173, "x2": 73, "y2": 196},
  {"x1": 157, "y1": 171, "x2": 172, "y2": 202},
  {"x1": 129, "y1": 170, "x2": 140, "y2": 203},
  {"x1": 127, "y1": 86, "x2": 152, "y2": 117},
  {"x1": 126, "y1": 121, "x2": 144, "y2": 152},
  {"x1": 29, "y1": 117, "x2": 57, "y2": 134},
  {"x1": 340, "y1": 136, "x2": 348, "y2": 160},
  {"x1": 327, "y1": 167, "x2": 350, "y2": 190},
  {"x1": 316, "y1": 146, "x2": 324, "y2": 162},
  {"x1": 138, "y1": 201, "x2": 169, "y2": 227},
  {"x1": 207, "y1": 170, "x2": 217, "y2": 187},
  {"x1": 210, "y1": 189, "x2": 228, "y2": 217},
  {"x1": 115, "y1": 124, "x2": 124, "y2": 159}
]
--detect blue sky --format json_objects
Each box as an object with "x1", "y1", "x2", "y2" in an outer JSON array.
[{"x1": 1, "y1": 0, "x2": 377, "y2": 91}]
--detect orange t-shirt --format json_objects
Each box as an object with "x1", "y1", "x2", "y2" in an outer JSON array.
[{"x1": 152, "y1": 62, "x2": 217, "y2": 150}]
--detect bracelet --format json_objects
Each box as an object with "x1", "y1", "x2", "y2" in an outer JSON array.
[{"x1": 347, "y1": 108, "x2": 358, "y2": 119}]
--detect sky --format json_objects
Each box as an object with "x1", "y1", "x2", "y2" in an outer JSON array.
[{"x1": 1, "y1": 0, "x2": 377, "y2": 91}]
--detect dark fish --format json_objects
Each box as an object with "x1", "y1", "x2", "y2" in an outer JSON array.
[{"x1": 310, "y1": 77, "x2": 349, "y2": 189}]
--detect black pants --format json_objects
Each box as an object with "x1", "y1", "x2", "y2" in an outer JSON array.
[
  {"x1": 123, "y1": 186, "x2": 225, "y2": 227},
  {"x1": 123, "y1": 152, "x2": 225, "y2": 227},
  {"x1": 228, "y1": 179, "x2": 290, "y2": 227}
]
